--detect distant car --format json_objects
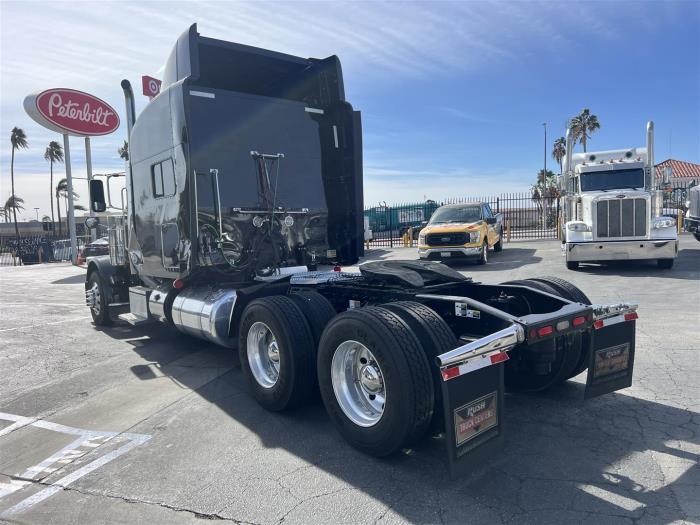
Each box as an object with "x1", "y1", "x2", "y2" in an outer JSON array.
[
  {"x1": 80, "y1": 237, "x2": 110, "y2": 262},
  {"x1": 418, "y1": 202, "x2": 503, "y2": 264}
]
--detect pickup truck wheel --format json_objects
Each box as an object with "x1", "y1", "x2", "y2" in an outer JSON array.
[
  {"x1": 657, "y1": 258, "x2": 674, "y2": 269},
  {"x1": 477, "y1": 241, "x2": 488, "y2": 265},
  {"x1": 493, "y1": 230, "x2": 503, "y2": 252},
  {"x1": 239, "y1": 296, "x2": 315, "y2": 411},
  {"x1": 317, "y1": 307, "x2": 433, "y2": 456},
  {"x1": 87, "y1": 272, "x2": 112, "y2": 326},
  {"x1": 381, "y1": 301, "x2": 457, "y2": 433}
]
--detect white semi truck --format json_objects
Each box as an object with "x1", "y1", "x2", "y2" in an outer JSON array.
[{"x1": 560, "y1": 121, "x2": 678, "y2": 270}]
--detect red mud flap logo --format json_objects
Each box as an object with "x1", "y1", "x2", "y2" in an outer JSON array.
[{"x1": 453, "y1": 391, "x2": 498, "y2": 455}]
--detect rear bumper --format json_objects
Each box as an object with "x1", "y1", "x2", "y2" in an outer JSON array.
[
  {"x1": 419, "y1": 246, "x2": 482, "y2": 260},
  {"x1": 565, "y1": 239, "x2": 678, "y2": 262}
]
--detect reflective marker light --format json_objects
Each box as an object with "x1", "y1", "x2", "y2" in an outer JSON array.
[
  {"x1": 537, "y1": 325, "x2": 553, "y2": 337},
  {"x1": 556, "y1": 320, "x2": 570, "y2": 331},
  {"x1": 572, "y1": 316, "x2": 587, "y2": 327},
  {"x1": 624, "y1": 312, "x2": 638, "y2": 321},
  {"x1": 173, "y1": 279, "x2": 184, "y2": 290},
  {"x1": 490, "y1": 352, "x2": 509, "y2": 364},
  {"x1": 593, "y1": 319, "x2": 605, "y2": 330},
  {"x1": 441, "y1": 367, "x2": 460, "y2": 381}
]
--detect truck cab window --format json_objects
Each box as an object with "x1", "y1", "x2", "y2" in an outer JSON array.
[{"x1": 152, "y1": 159, "x2": 176, "y2": 198}]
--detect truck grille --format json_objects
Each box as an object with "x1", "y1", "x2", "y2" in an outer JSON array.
[
  {"x1": 595, "y1": 198, "x2": 647, "y2": 238},
  {"x1": 426, "y1": 232, "x2": 468, "y2": 246}
]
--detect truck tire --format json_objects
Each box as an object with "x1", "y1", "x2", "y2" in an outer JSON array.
[
  {"x1": 657, "y1": 258, "x2": 674, "y2": 269},
  {"x1": 289, "y1": 291, "x2": 337, "y2": 349},
  {"x1": 87, "y1": 271, "x2": 112, "y2": 326},
  {"x1": 380, "y1": 301, "x2": 458, "y2": 432},
  {"x1": 526, "y1": 277, "x2": 592, "y2": 379},
  {"x1": 317, "y1": 306, "x2": 434, "y2": 456},
  {"x1": 493, "y1": 229, "x2": 503, "y2": 252},
  {"x1": 239, "y1": 296, "x2": 316, "y2": 411},
  {"x1": 477, "y1": 240, "x2": 488, "y2": 265},
  {"x1": 502, "y1": 279, "x2": 582, "y2": 390},
  {"x1": 527, "y1": 276, "x2": 591, "y2": 304}
]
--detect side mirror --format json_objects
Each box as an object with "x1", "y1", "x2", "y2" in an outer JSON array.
[
  {"x1": 85, "y1": 217, "x2": 99, "y2": 229},
  {"x1": 90, "y1": 180, "x2": 106, "y2": 212},
  {"x1": 485, "y1": 217, "x2": 497, "y2": 225}
]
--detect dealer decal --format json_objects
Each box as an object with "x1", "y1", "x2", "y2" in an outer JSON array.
[
  {"x1": 454, "y1": 391, "x2": 498, "y2": 447},
  {"x1": 593, "y1": 343, "x2": 630, "y2": 379}
]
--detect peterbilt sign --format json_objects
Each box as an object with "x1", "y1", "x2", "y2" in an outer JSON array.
[{"x1": 24, "y1": 88, "x2": 120, "y2": 136}]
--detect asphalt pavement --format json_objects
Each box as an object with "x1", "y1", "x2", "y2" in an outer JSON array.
[{"x1": 0, "y1": 235, "x2": 698, "y2": 524}]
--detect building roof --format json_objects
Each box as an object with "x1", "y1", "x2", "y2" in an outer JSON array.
[{"x1": 655, "y1": 159, "x2": 700, "y2": 178}]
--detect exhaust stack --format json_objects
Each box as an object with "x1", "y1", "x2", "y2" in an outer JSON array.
[
  {"x1": 121, "y1": 79, "x2": 136, "y2": 139},
  {"x1": 646, "y1": 121, "x2": 655, "y2": 189}
]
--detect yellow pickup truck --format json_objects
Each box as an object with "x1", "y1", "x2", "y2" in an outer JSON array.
[{"x1": 417, "y1": 202, "x2": 503, "y2": 264}]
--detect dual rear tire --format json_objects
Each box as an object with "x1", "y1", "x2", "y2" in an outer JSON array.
[{"x1": 238, "y1": 294, "x2": 455, "y2": 457}]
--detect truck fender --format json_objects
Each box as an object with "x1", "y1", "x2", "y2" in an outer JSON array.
[{"x1": 85, "y1": 255, "x2": 129, "y2": 304}]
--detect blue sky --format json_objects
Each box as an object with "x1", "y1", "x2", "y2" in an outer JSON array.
[{"x1": 1, "y1": 0, "x2": 698, "y2": 220}]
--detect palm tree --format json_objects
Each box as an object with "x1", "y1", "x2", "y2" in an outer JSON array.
[
  {"x1": 4, "y1": 195, "x2": 24, "y2": 216},
  {"x1": 569, "y1": 109, "x2": 600, "y2": 153},
  {"x1": 118, "y1": 140, "x2": 129, "y2": 161},
  {"x1": 44, "y1": 141, "x2": 64, "y2": 230},
  {"x1": 552, "y1": 136, "x2": 566, "y2": 174},
  {"x1": 55, "y1": 178, "x2": 80, "y2": 236},
  {"x1": 10, "y1": 127, "x2": 28, "y2": 241}
]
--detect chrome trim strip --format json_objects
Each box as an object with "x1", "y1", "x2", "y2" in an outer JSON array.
[
  {"x1": 304, "y1": 107, "x2": 324, "y2": 114},
  {"x1": 437, "y1": 325, "x2": 524, "y2": 368},
  {"x1": 190, "y1": 90, "x2": 215, "y2": 99}
]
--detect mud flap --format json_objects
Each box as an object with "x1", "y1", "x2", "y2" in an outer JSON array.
[
  {"x1": 584, "y1": 319, "x2": 636, "y2": 399},
  {"x1": 441, "y1": 361, "x2": 504, "y2": 477}
]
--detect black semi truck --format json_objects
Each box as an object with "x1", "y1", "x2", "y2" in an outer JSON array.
[{"x1": 86, "y1": 25, "x2": 639, "y2": 473}]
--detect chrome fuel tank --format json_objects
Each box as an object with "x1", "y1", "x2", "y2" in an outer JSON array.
[{"x1": 171, "y1": 286, "x2": 237, "y2": 348}]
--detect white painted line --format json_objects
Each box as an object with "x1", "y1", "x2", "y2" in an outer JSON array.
[
  {"x1": 304, "y1": 107, "x2": 324, "y2": 114},
  {"x1": 0, "y1": 412, "x2": 150, "y2": 516},
  {"x1": 0, "y1": 316, "x2": 91, "y2": 333},
  {"x1": 190, "y1": 90, "x2": 215, "y2": 99},
  {"x1": 1, "y1": 435, "x2": 150, "y2": 518},
  {"x1": 577, "y1": 484, "x2": 644, "y2": 512},
  {"x1": 0, "y1": 303, "x2": 86, "y2": 307},
  {"x1": 0, "y1": 416, "x2": 37, "y2": 437}
]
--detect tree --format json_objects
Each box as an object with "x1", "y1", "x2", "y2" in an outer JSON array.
[
  {"x1": 10, "y1": 127, "x2": 28, "y2": 241},
  {"x1": 569, "y1": 109, "x2": 600, "y2": 153},
  {"x1": 55, "y1": 178, "x2": 78, "y2": 237},
  {"x1": 118, "y1": 140, "x2": 129, "y2": 161},
  {"x1": 552, "y1": 136, "x2": 566, "y2": 174},
  {"x1": 44, "y1": 140, "x2": 64, "y2": 230},
  {"x1": 4, "y1": 195, "x2": 24, "y2": 216},
  {"x1": 531, "y1": 169, "x2": 560, "y2": 227}
]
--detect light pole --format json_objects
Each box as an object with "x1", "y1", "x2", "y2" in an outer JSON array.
[
  {"x1": 542, "y1": 123, "x2": 547, "y2": 228},
  {"x1": 34, "y1": 207, "x2": 39, "y2": 221}
]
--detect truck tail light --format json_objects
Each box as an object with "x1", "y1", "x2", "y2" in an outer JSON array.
[
  {"x1": 441, "y1": 366, "x2": 460, "y2": 381},
  {"x1": 624, "y1": 312, "x2": 638, "y2": 321},
  {"x1": 572, "y1": 316, "x2": 587, "y2": 327},
  {"x1": 490, "y1": 352, "x2": 509, "y2": 364},
  {"x1": 173, "y1": 279, "x2": 185, "y2": 290},
  {"x1": 537, "y1": 325, "x2": 553, "y2": 337},
  {"x1": 593, "y1": 319, "x2": 605, "y2": 330}
]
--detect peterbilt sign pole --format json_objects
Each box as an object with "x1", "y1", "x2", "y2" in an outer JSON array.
[{"x1": 24, "y1": 88, "x2": 120, "y2": 264}]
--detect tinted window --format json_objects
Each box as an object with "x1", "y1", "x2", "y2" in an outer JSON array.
[
  {"x1": 162, "y1": 159, "x2": 176, "y2": 196},
  {"x1": 580, "y1": 168, "x2": 645, "y2": 192},
  {"x1": 429, "y1": 206, "x2": 482, "y2": 224},
  {"x1": 152, "y1": 163, "x2": 164, "y2": 197},
  {"x1": 152, "y1": 160, "x2": 176, "y2": 198}
]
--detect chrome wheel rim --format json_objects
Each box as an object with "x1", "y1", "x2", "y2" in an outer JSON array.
[
  {"x1": 247, "y1": 322, "x2": 280, "y2": 388},
  {"x1": 89, "y1": 281, "x2": 101, "y2": 316},
  {"x1": 331, "y1": 340, "x2": 386, "y2": 427}
]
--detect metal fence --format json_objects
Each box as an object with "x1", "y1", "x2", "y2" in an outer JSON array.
[
  {"x1": 364, "y1": 192, "x2": 560, "y2": 248},
  {"x1": 364, "y1": 181, "x2": 695, "y2": 249},
  {"x1": 0, "y1": 224, "x2": 109, "y2": 266}
]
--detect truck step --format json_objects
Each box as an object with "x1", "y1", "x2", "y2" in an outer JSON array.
[{"x1": 118, "y1": 312, "x2": 153, "y2": 326}]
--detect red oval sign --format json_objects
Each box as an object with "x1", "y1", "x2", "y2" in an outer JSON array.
[{"x1": 26, "y1": 88, "x2": 120, "y2": 136}]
